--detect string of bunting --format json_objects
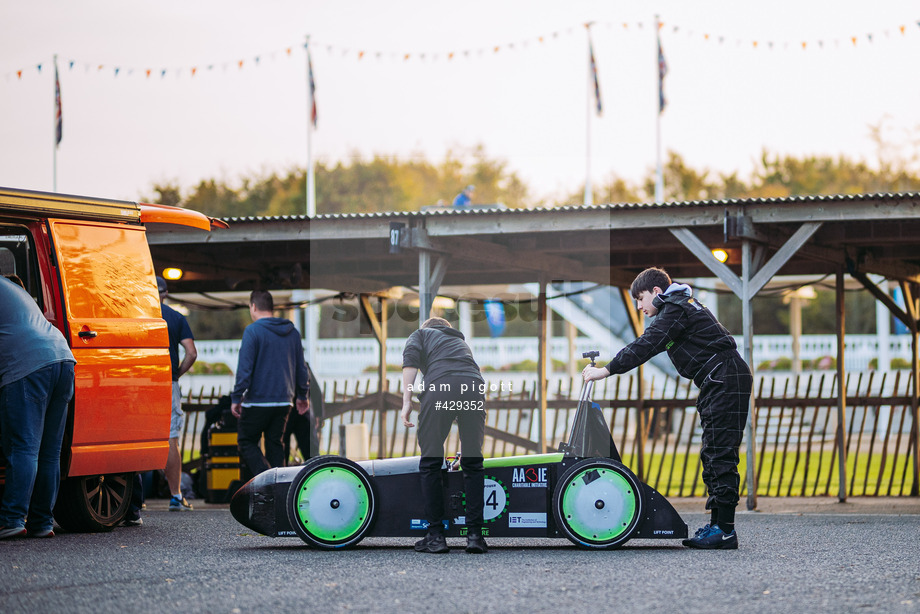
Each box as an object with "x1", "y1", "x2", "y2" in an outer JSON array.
[{"x1": 5, "y1": 18, "x2": 920, "y2": 82}]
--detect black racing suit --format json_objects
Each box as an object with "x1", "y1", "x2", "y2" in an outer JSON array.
[
  {"x1": 604, "y1": 286, "x2": 752, "y2": 510},
  {"x1": 403, "y1": 325, "x2": 486, "y2": 533}
]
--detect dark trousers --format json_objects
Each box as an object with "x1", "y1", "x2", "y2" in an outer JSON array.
[
  {"x1": 126, "y1": 472, "x2": 144, "y2": 521},
  {"x1": 0, "y1": 361, "x2": 74, "y2": 532},
  {"x1": 417, "y1": 376, "x2": 486, "y2": 532},
  {"x1": 283, "y1": 408, "x2": 319, "y2": 465},
  {"x1": 237, "y1": 406, "x2": 290, "y2": 477},
  {"x1": 697, "y1": 354, "x2": 752, "y2": 510}
]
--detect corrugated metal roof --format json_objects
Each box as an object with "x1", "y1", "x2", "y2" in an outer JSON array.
[{"x1": 218, "y1": 192, "x2": 920, "y2": 223}]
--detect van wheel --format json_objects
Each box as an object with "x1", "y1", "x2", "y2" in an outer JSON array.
[{"x1": 55, "y1": 472, "x2": 134, "y2": 532}]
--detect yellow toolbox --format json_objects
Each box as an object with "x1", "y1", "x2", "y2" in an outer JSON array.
[{"x1": 205, "y1": 429, "x2": 240, "y2": 503}]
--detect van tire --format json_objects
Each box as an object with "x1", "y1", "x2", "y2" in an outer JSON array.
[{"x1": 55, "y1": 472, "x2": 134, "y2": 532}]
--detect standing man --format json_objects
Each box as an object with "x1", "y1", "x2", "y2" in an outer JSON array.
[
  {"x1": 400, "y1": 317, "x2": 487, "y2": 554},
  {"x1": 157, "y1": 276, "x2": 197, "y2": 513},
  {"x1": 452, "y1": 184, "x2": 475, "y2": 208},
  {"x1": 231, "y1": 290, "x2": 309, "y2": 477},
  {"x1": 0, "y1": 277, "x2": 75, "y2": 539}
]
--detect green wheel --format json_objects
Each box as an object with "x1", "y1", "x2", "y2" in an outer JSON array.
[
  {"x1": 552, "y1": 458, "x2": 643, "y2": 549},
  {"x1": 286, "y1": 456, "x2": 376, "y2": 549}
]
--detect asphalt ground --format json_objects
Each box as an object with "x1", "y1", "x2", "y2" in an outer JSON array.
[{"x1": 1, "y1": 497, "x2": 918, "y2": 614}]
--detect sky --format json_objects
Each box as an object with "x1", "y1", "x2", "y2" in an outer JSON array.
[{"x1": 2, "y1": 1, "x2": 920, "y2": 209}]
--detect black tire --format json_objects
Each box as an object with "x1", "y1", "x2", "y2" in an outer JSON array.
[
  {"x1": 552, "y1": 458, "x2": 643, "y2": 549},
  {"x1": 286, "y1": 456, "x2": 376, "y2": 549},
  {"x1": 54, "y1": 472, "x2": 134, "y2": 532}
]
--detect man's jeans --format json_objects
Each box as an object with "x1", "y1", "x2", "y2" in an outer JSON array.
[
  {"x1": 237, "y1": 406, "x2": 289, "y2": 477},
  {"x1": 0, "y1": 361, "x2": 74, "y2": 531}
]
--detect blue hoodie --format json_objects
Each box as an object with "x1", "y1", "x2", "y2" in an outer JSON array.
[{"x1": 231, "y1": 317, "x2": 308, "y2": 405}]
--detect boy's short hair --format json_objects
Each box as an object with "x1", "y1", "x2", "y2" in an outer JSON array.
[
  {"x1": 250, "y1": 290, "x2": 274, "y2": 312},
  {"x1": 630, "y1": 267, "x2": 672, "y2": 299},
  {"x1": 421, "y1": 317, "x2": 451, "y2": 329}
]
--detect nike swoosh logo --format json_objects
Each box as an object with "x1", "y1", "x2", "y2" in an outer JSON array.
[{"x1": 722, "y1": 534, "x2": 733, "y2": 540}]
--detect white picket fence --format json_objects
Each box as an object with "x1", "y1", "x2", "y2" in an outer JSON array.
[{"x1": 194, "y1": 334, "x2": 915, "y2": 377}]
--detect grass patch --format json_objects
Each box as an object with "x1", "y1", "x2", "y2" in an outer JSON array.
[{"x1": 622, "y1": 451, "x2": 914, "y2": 497}]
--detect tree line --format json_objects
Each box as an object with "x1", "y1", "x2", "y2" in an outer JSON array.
[{"x1": 147, "y1": 142, "x2": 920, "y2": 218}]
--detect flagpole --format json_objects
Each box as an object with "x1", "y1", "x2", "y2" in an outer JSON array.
[
  {"x1": 584, "y1": 23, "x2": 594, "y2": 206},
  {"x1": 305, "y1": 36, "x2": 316, "y2": 217},
  {"x1": 53, "y1": 54, "x2": 58, "y2": 192},
  {"x1": 654, "y1": 16, "x2": 664, "y2": 204}
]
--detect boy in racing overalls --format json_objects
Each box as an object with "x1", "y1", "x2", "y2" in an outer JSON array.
[{"x1": 583, "y1": 267, "x2": 752, "y2": 549}]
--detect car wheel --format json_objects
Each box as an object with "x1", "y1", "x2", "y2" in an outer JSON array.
[
  {"x1": 552, "y1": 458, "x2": 643, "y2": 549},
  {"x1": 286, "y1": 456, "x2": 376, "y2": 549},
  {"x1": 55, "y1": 472, "x2": 134, "y2": 532}
]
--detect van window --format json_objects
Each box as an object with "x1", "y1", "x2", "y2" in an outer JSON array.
[
  {"x1": 50, "y1": 222, "x2": 160, "y2": 319},
  {"x1": 0, "y1": 225, "x2": 42, "y2": 308}
]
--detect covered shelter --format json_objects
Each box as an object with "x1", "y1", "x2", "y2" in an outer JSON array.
[{"x1": 147, "y1": 192, "x2": 920, "y2": 508}]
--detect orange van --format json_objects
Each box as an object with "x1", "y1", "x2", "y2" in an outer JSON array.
[{"x1": 0, "y1": 187, "x2": 224, "y2": 531}]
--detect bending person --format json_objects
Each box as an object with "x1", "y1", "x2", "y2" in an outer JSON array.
[{"x1": 400, "y1": 317, "x2": 487, "y2": 554}]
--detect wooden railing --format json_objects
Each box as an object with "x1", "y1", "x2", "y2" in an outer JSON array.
[{"x1": 178, "y1": 372, "x2": 918, "y2": 497}]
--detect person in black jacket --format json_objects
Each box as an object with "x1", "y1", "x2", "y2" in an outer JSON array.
[
  {"x1": 583, "y1": 267, "x2": 752, "y2": 550},
  {"x1": 401, "y1": 317, "x2": 487, "y2": 554}
]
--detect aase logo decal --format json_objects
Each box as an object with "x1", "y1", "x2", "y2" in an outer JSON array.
[{"x1": 512, "y1": 466, "x2": 547, "y2": 488}]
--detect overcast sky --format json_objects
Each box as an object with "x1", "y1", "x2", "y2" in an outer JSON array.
[{"x1": 2, "y1": 1, "x2": 919, "y2": 209}]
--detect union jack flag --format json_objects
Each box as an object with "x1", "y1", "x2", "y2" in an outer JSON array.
[
  {"x1": 307, "y1": 44, "x2": 317, "y2": 128},
  {"x1": 589, "y1": 35, "x2": 602, "y2": 116},
  {"x1": 54, "y1": 59, "x2": 62, "y2": 146},
  {"x1": 657, "y1": 30, "x2": 668, "y2": 114}
]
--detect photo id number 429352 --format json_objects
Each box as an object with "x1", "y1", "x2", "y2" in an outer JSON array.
[{"x1": 435, "y1": 401, "x2": 484, "y2": 411}]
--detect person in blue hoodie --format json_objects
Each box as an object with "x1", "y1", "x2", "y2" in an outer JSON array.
[
  {"x1": 231, "y1": 290, "x2": 309, "y2": 477},
  {"x1": 582, "y1": 267, "x2": 752, "y2": 550}
]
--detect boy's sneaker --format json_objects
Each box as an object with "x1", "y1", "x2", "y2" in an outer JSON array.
[
  {"x1": 169, "y1": 496, "x2": 193, "y2": 512},
  {"x1": 0, "y1": 525, "x2": 27, "y2": 540},
  {"x1": 465, "y1": 532, "x2": 488, "y2": 554},
  {"x1": 414, "y1": 532, "x2": 449, "y2": 554},
  {"x1": 27, "y1": 528, "x2": 55, "y2": 538},
  {"x1": 683, "y1": 525, "x2": 738, "y2": 549},
  {"x1": 122, "y1": 517, "x2": 144, "y2": 527},
  {"x1": 691, "y1": 523, "x2": 711, "y2": 538}
]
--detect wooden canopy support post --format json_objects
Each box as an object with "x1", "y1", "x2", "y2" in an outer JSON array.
[
  {"x1": 834, "y1": 270, "x2": 848, "y2": 502},
  {"x1": 537, "y1": 278, "x2": 548, "y2": 454},
  {"x1": 620, "y1": 287, "x2": 646, "y2": 480},
  {"x1": 847, "y1": 269, "x2": 920, "y2": 496},
  {"x1": 741, "y1": 240, "x2": 758, "y2": 510},
  {"x1": 670, "y1": 221, "x2": 823, "y2": 510},
  {"x1": 360, "y1": 294, "x2": 388, "y2": 459},
  {"x1": 900, "y1": 281, "x2": 920, "y2": 496}
]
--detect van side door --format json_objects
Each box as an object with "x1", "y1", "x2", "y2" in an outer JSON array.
[{"x1": 48, "y1": 219, "x2": 171, "y2": 477}]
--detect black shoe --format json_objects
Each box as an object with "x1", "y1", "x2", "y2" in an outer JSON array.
[
  {"x1": 414, "y1": 532, "x2": 449, "y2": 554},
  {"x1": 682, "y1": 525, "x2": 738, "y2": 550},
  {"x1": 465, "y1": 532, "x2": 488, "y2": 554}
]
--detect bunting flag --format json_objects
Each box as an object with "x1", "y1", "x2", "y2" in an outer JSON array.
[
  {"x1": 657, "y1": 26, "x2": 668, "y2": 114},
  {"x1": 307, "y1": 42, "x2": 317, "y2": 128},
  {"x1": 588, "y1": 31, "x2": 603, "y2": 116},
  {"x1": 5, "y1": 19, "x2": 920, "y2": 84},
  {"x1": 54, "y1": 57, "x2": 62, "y2": 146}
]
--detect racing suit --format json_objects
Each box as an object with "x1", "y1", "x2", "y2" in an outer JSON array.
[{"x1": 604, "y1": 284, "x2": 752, "y2": 510}]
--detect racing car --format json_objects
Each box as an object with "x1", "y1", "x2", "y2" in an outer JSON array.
[{"x1": 230, "y1": 352, "x2": 688, "y2": 549}]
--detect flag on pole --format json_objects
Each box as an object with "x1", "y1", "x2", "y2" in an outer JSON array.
[
  {"x1": 657, "y1": 27, "x2": 668, "y2": 114},
  {"x1": 54, "y1": 57, "x2": 62, "y2": 146},
  {"x1": 306, "y1": 43, "x2": 317, "y2": 128},
  {"x1": 588, "y1": 33, "x2": 602, "y2": 116}
]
